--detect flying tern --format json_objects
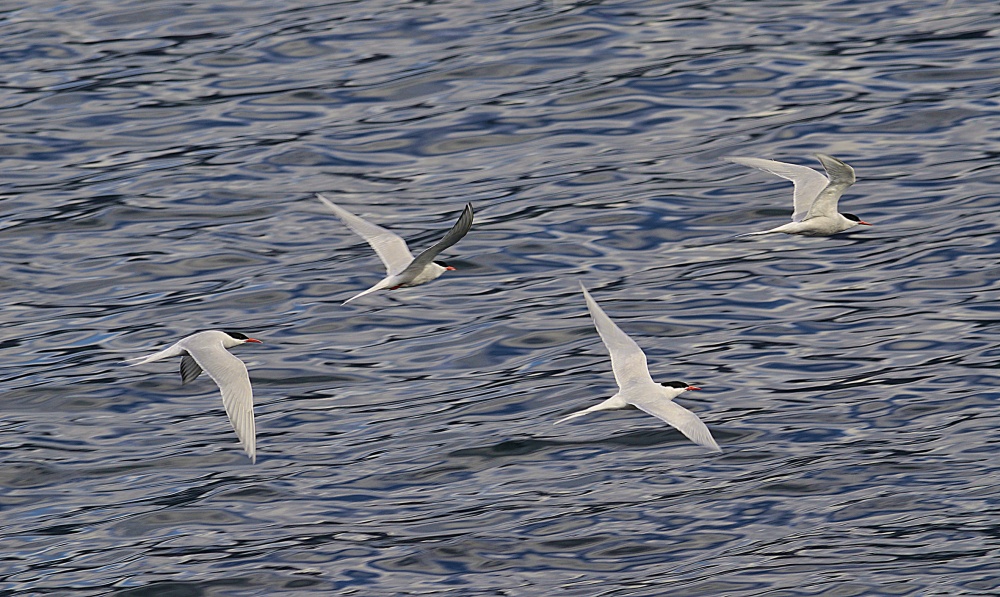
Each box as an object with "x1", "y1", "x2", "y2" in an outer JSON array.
[
  {"x1": 555, "y1": 283, "x2": 721, "y2": 452},
  {"x1": 125, "y1": 330, "x2": 262, "y2": 462},
  {"x1": 317, "y1": 194, "x2": 474, "y2": 304},
  {"x1": 725, "y1": 153, "x2": 872, "y2": 236}
]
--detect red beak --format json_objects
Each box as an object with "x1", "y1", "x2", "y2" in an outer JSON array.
[
  {"x1": 245, "y1": 338, "x2": 263, "y2": 343},
  {"x1": 858, "y1": 220, "x2": 873, "y2": 226},
  {"x1": 445, "y1": 266, "x2": 456, "y2": 271},
  {"x1": 686, "y1": 385, "x2": 702, "y2": 391}
]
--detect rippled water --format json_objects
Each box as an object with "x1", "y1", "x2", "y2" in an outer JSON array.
[{"x1": 3, "y1": 0, "x2": 1000, "y2": 594}]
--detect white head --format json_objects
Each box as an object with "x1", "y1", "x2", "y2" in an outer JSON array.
[{"x1": 409, "y1": 261, "x2": 456, "y2": 285}]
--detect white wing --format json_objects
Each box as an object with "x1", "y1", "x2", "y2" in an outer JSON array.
[
  {"x1": 581, "y1": 283, "x2": 654, "y2": 390},
  {"x1": 317, "y1": 194, "x2": 414, "y2": 276},
  {"x1": 805, "y1": 154, "x2": 856, "y2": 219},
  {"x1": 630, "y1": 397, "x2": 721, "y2": 451},
  {"x1": 186, "y1": 343, "x2": 256, "y2": 463},
  {"x1": 725, "y1": 156, "x2": 829, "y2": 223}
]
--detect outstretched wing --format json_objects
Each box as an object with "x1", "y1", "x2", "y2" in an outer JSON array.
[
  {"x1": 581, "y1": 283, "x2": 654, "y2": 391},
  {"x1": 725, "y1": 157, "x2": 829, "y2": 223},
  {"x1": 187, "y1": 344, "x2": 256, "y2": 463},
  {"x1": 630, "y1": 396, "x2": 721, "y2": 451},
  {"x1": 317, "y1": 194, "x2": 414, "y2": 276},
  {"x1": 805, "y1": 154, "x2": 856, "y2": 219},
  {"x1": 399, "y1": 203, "x2": 474, "y2": 279}
]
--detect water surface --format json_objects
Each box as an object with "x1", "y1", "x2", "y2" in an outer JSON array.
[{"x1": 2, "y1": 0, "x2": 1000, "y2": 595}]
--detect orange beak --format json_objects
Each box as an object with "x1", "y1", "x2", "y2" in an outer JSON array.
[
  {"x1": 245, "y1": 338, "x2": 263, "y2": 343},
  {"x1": 686, "y1": 385, "x2": 702, "y2": 391},
  {"x1": 445, "y1": 266, "x2": 456, "y2": 271},
  {"x1": 858, "y1": 220, "x2": 873, "y2": 226}
]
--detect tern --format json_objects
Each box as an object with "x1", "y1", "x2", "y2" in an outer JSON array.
[
  {"x1": 555, "y1": 283, "x2": 721, "y2": 452},
  {"x1": 725, "y1": 154, "x2": 872, "y2": 236},
  {"x1": 317, "y1": 194, "x2": 474, "y2": 304},
  {"x1": 125, "y1": 330, "x2": 262, "y2": 462}
]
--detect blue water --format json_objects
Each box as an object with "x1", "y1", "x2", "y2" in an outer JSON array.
[{"x1": 3, "y1": 0, "x2": 1000, "y2": 594}]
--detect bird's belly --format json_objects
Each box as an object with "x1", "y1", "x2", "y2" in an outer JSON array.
[
  {"x1": 403, "y1": 267, "x2": 442, "y2": 287},
  {"x1": 791, "y1": 217, "x2": 839, "y2": 236}
]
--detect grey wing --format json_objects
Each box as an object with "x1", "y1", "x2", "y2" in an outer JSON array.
[
  {"x1": 399, "y1": 203, "x2": 474, "y2": 279},
  {"x1": 187, "y1": 345, "x2": 256, "y2": 463},
  {"x1": 581, "y1": 283, "x2": 654, "y2": 390},
  {"x1": 725, "y1": 157, "x2": 829, "y2": 223},
  {"x1": 180, "y1": 354, "x2": 203, "y2": 384},
  {"x1": 317, "y1": 194, "x2": 414, "y2": 276},
  {"x1": 630, "y1": 397, "x2": 721, "y2": 452},
  {"x1": 805, "y1": 154, "x2": 856, "y2": 219}
]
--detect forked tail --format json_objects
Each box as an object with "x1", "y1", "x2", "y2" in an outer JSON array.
[
  {"x1": 342, "y1": 279, "x2": 394, "y2": 305},
  {"x1": 123, "y1": 344, "x2": 184, "y2": 366}
]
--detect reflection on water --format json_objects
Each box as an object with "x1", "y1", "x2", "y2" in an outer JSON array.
[{"x1": 3, "y1": 0, "x2": 1000, "y2": 594}]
